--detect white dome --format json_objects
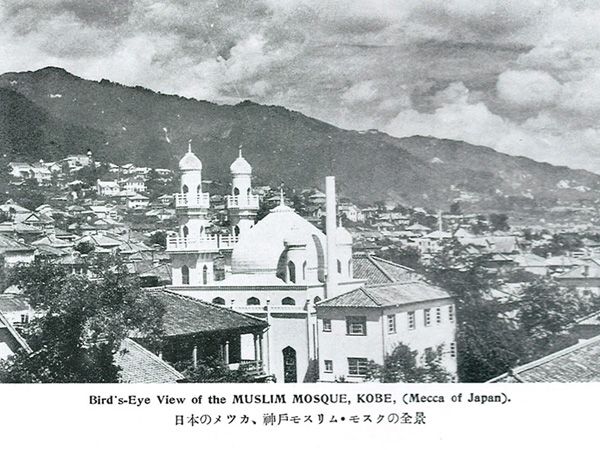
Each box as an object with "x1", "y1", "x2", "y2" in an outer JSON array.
[
  {"x1": 231, "y1": 203, "x2": 326, "y2": 275},
  {"x1": 335, "y1": 226, "x2": 353, "y2": 245},
  {"x1": 179, "y1": 147, "x2": 202, "y2": 171},
  {"x1": 230, "y1": 153, "x2": 252, "y2": 175}
]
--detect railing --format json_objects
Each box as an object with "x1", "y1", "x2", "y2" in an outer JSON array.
[
  {"x1": 226, "y1": 194, "x2": 259, "y2": 209},
  {"x1": 167, "y1": 234, "x2": 239, "y2": 251},
  {"x1": 234, "y1": 305, "x2": 307, "y2": 314},
  {"x1": 229, "y1": 360, "x2": 265, "y2": 377},
  {"x1": 175, "y1": 192, "x2": 210, "y2": 209}
]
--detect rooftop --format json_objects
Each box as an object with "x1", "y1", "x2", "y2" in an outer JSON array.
[
  {"x1": 352, "y1": 254, "x2": 417, "y2": 285},
  {"x1": 488, "y1": 334, "x2": 600, "y2": 382},
  {"x1": 115, "y1": 338, "x2": 184, "y2": 383}
]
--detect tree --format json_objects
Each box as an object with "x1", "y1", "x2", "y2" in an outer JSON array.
[
  {"x1": 178, "y1": 356, "x2": 254, "y2": 383},
  {"x1": 375, "y1": 244, "x2": 421, "y2": 270},
  {"x1": 489, "y1": 213, "x2": 510, "y2": 232},
  {"x1": 517, "y1": 278, "x2": 583, "y2": 359},
  {"x1": 367, "y1": 343, "x2": 452, "y2": 383},
  {"x1": 0, "y1": 256, "x2": 164, "y2": 383},
  {"x1": 146, "y1": 230, "x2": 167, "y2": 248},
  {"x1": 449, "y1": 201, "x2": 461, "y2": 215}
]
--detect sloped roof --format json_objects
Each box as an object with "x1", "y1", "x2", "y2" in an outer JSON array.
[
  {"x1": 143, "y1": 289, "x2": 267, "y2": 336},
  {"x1": 0, "y1": 235, "x2": 33, "y2": 252},
  {"x1": 0, "y1": 311, "x2": 32, "y2": 353},
  {"x1": 0, "y1": 293, "x2": 30, "y2": 312},
  {"x1": 352, "y1": 254, "x2": 416, "y2": 285},
  {"x1": 557, "y1": 259, "x2": 600, "y2": 279},
  {"x1": 317, "y1": 281, "x2": 450, "y2": 308},
  {"x1": 488, "y1": 334, "x2": 600, "y2": 382},
  {"x1": 115, "y1": 338, "x2": 184, "y2": 383}
]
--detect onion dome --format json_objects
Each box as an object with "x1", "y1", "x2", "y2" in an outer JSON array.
[
  {"x1": 179, "y1": 141, "x2": 202, "y2": 171},
  {"x1": 230, "y1": 148, "x2": 252, "y2": 175}
]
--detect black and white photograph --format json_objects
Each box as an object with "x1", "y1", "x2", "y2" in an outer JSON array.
[{"x1": 1, "y1": 0, "x2": 600, "y2": 388}]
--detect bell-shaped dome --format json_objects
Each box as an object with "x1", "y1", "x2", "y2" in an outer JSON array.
[
  {"x1": 179, "y1": 143, "x2": 202, "y2": 171},
  {"x1": 230, "y1": 149, "x2": 252, "y2": 175},
  {"x1": 231, "y1": 203, "x2": 326, "y2": 275},
  {"x1": 335, "y1": 226, "x2": 353, "y2": 246}
]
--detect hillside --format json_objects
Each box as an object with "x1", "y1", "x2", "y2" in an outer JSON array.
[{"x1": 0, "y1": 66, "x2": 599, "y2": 210}]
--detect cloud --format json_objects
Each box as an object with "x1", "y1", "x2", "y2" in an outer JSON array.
[
  {"x1": 496, "y1": 69, "x2": 561, "y2": 108},
  {"x1": 341, "y1": 80, "x2": 378, "y2": 104}
]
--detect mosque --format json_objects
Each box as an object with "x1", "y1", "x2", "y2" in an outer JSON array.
[{"x1": 166, "y1": 144, "x2": 457, "y2": 383}]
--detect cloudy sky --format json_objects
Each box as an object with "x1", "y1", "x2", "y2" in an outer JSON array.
[{"x1": 1, "y1": 0, "x2": 600, "y2": 171}]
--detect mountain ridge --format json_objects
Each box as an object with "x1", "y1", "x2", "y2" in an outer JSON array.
[{"x1": 0, "y1": 66, "x2": 598, "y2": 210}]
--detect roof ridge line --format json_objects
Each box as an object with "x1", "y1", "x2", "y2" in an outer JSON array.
[
  {"x1": 366, "y1": 254, "x2": 395, "y2": 282},
  {"x1": 488, "y1": 334, "x2": 600, "y2": 381}
]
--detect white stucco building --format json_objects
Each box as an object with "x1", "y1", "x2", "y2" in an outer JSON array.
[{"x1": 166, "y1": 144, "x2": 457, "y2": 383}]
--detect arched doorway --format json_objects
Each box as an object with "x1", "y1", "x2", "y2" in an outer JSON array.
[{"x1": 282, "y1": 346, "x2": 297, "y2": 383}]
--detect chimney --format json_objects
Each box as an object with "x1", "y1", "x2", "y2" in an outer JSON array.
[{"x1": 326, "y1": 176, "x2": 337, "y2": 298}]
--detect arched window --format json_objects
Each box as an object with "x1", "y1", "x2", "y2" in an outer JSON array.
[
  {"x1": 234, "y1": 225, "x2": 240, "y2": 236},
  {"x1": 302, "y1": 261, "x2": 307, "y2": 280},
  {"x1": 181, "y1": 265, "x2": 189, "y2": 285},
  {"x1": 247, "y1": 297, "x2": 260, "y2": 306},
  {"x1": 312, "y1": 235, "x2": 325, "y2": 282},
  {"x1": 337, "y1": 259, "x2": 342, "y2": 274},
  {"x1": 183, "y1": 225, "x2": 189, "y2": 238},
  {"x1": 282, "y1": 297, "x2": 296, "y2": 306},
  {"x1": 196, "y1": 185, "x2": 201, "y2": 193},
  {"x1": 202, "y1": 265, "x2": 208, "y2": 285},
  {"x1": 288, "y1": 261, "x2": 296, "y2": 284},
  {"x1": 182, "y1": 184, "x2": 189, "y2": 194},
  {"x1": 314, "y1": 296, "x2": 322, "y2": 305},
  {"x1": 247, "y1": 188, "x2": 251, "y2": 196},
  {"x1": 348, "y1": 259, "x2": 352, "y2": 277},
  {"x1": 234, "y1": 187, "x2": 240, "y2": 195},
  {"x1": 212, "y1": 297, "x2": 225, "y2": 305}
]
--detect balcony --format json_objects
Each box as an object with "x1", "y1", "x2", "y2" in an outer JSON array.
[
  {"x1": 228, "y1": 360, "x2": 266, "y2": 378},
  {"x1": 226, "y1": 194, "x2": 259, "y2": 209},
  {"x1": 175, "y1": 192, "x2": 210, "y2": 209},
  {"x1": 167, "y1": 234, "x2": 239, "y2": 252}
]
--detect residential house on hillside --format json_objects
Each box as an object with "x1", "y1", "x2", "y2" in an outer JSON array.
[
  {"x1": 0, "y1": 311, "x2": 31, "y2": 361},
  {"x1": 556, "y1": 259, "x2": 600, "y2": 295}
]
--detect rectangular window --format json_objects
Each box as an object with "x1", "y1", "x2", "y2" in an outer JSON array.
[
  {"x1": 424, "y1": 308, "x2": 431, "y2": 327},
  {"x1": 348, "y1": 358, "x2": 368, "y2": 376},
  {"x1": 20, "y1": 314, "x2": 29, "y2": 324},
  {"x1": 323, "y1": 318, "x2": 332, "y2": 332},
  {"x1": 387, "y1": 314, "x2": 396, "y2": 334},
  {"x1": 436, "y1": 307, "x2": 442, "y2": 324},
  {"x1": 346, "y1": 316, "x2": 367, "y2": 336},
  {"x1": 408, "y1": 311, "x2": 416, "y2": 330},
  {"x1": 448, "y1": 305, "x2": 455, "y2": 323},
  {"x1": 324, "y1": 360, "x2": 333, "y2": 373}
]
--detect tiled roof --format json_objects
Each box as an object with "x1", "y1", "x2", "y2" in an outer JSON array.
[
  {"x1": 115, "y1": 338, "x2": 184, "y2": 383},
  {"x1": 0, "y1": 235, "x2": 33, "y2": 252},
  {"x1": 144, "y1": 289, "x2": 267, "y2": 336},
  {"x1": 352, "y1": 254, "x2": 417, "y2": 285},
  {"x1": 0, "y1": 293, "x2": 30, "y2": 312},
  {"x1": 317, "y1": 281, "x2": 450, "y2": 308},
  {"x1": 557, "y1": 259, "x2": 600, "y2": 279},
  {"x1": 488, "y1": 335, "x2": 600, "y2": 382}
]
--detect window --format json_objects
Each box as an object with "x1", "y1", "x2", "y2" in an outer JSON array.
[
  {"x1": 247, "y1": 297, "x2": 260, "y2": 306},
  {"x1": 182, "y1": 184, "x2": 189, "y2": 194},
  {"x1": 450, "y1": 342, "x2": 457, "y2": 358},
  {"x1": 323, "y1": 318, "x2": 332, "y2": 332},
  {"x1": 302, "y1": 261, "x2": 307, "y2": 280},
  {"x1": 348, "y1": 259, "x2": 352, "y2": 277},
  {"x1": 408, "y1": 311, "x2": 416, "y2": 330},
  {"x1": 20, "y1": 314, "x2": 29, "y2": 324},
  {"x1": 346, "y1": 316, "x2": 367, "y2": 335},
  {"x1": 324, "y1": 360, "x2": 333, "y2": 373},
  {"x1": 212, "y1": 297, "x2": 225, "y2": 305},
  {"x1": 182, "y1": 225, "x2": 189, "y2": 238},
  {"x1": 288, "y1": 261, "x2": 296, "y2": 283},
  {"x1": 448, "y1": 305, "x2": 455, "y2": 323},
  {"x1": 181, "y1": 265, "x2": 189, "y2": 285},
  {"x1": 281, "y1": 297, "x2": 296, "y2": 306},
  {"x1": 234, "y1": 225, "x2": 240, "y2": 236},
  {"x1": 436, "y1": 307, "x2": 442, "y2": 324},
  {"x1": 337, "y1": 259, "x2": 342, "y2": 274},
  {"x1": 387, "y1": 314, "x2": 396, "y2": 334},
  {"x1": 233, "y1": 187, "x2": 240, "y2": 195},
  {"x1": 348, "y1": 358, "x2": 368, "y2": 376},
  {"x1": 202, "y1": 265, "x2": 208, "y2": 285},
  {"x1": 424, "y1": 308, "x2": 431, "y2": 327}
]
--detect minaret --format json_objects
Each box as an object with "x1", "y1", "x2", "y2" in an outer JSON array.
[
  {"x1": 176, "y1": 141, "x2": 210, "y2": 240},
  {"x1": 227, "y1": 147, "x2": 259, "y2": 236},
  {"x1": 325, "y1": 176, "x2": 338, "y2": 298}
]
